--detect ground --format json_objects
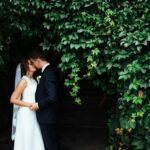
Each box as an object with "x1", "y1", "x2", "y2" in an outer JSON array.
[
  {"x1": 0, "y1": 127, "x2": 107, "y2": 150},
  {"x1": 61, "y1": 127, "x2": 107, "y2": 150}
]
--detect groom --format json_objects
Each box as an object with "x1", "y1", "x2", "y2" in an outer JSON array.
[{"x1": 29, "y1": 50, "x2": 60, "y2": 150}]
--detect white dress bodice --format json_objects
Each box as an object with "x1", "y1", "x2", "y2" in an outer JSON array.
[{"x1": 22, "y1": 76, "x2": 37, "y2": 103}]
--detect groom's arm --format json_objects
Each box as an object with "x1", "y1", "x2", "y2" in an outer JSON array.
[{"x1": 38, "y1": 68, "x2": 58, "y2": 109}]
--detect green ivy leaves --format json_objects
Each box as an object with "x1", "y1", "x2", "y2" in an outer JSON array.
[{"x1": 0, "y1": 0, "x2": 150, "y2": 149}]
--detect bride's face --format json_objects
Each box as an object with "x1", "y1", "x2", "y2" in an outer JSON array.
[{"x1": 28, "y1": 60, "x2": 36, "y2": 72}]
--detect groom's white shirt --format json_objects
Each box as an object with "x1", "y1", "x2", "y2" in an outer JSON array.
[{"x1": 41, "y1": 63, "x2": 50, "y2": 73}]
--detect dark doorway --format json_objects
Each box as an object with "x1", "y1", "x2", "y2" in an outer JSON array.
[
  {"x1": 0, "y1": 45, "x2": 115, "y2": 150},
  {"x1": 59, "y1": 79, "x2": 114, "y2": 150}
]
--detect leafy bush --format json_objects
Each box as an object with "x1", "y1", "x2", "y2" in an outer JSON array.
[{"x1": 0, "y1": 0, "x2": 150, "y2": 149}]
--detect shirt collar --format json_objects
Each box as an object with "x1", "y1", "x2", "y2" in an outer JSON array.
[{"x1": 41, "y1": 63, "x2": 50, "y2": 73}]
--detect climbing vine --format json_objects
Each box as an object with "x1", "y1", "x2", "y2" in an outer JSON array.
[{"x1": 0, "y1": 0, "x2": 150, "y2": 149}]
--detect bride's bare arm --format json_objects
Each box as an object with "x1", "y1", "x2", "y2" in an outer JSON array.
[{"x1": 10, "y1": 79, "x2": 32, "y2": 107}]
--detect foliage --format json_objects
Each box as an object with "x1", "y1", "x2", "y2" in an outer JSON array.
[{"x1": 0, "y1": 0, "x2": 150, "y2": 149}]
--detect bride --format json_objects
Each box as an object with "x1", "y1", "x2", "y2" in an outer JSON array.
[{"x1": 10, "y1": 57, "x2": 45, "y2": 150}]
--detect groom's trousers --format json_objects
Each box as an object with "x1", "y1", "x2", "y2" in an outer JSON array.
[{"x1": 39, "y1": 123, "x2": 60, "y2": 150}]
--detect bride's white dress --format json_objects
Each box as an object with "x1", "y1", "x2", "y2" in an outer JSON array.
[{"x1": 14, "y1": 76, "x2": 45, "y2": 150}]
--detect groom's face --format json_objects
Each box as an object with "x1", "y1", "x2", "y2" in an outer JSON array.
[{"x1": 31, "y1": 58, "x2": 42, "y2": 69}]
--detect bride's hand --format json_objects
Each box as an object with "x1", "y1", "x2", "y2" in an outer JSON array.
[{"x1": 28, "y1": 103, "x2": 34, "y2": 107}]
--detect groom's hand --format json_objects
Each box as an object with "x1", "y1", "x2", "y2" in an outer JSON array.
[{"x1": 30, "y1": 103, "x2": 39, "y2": 111}]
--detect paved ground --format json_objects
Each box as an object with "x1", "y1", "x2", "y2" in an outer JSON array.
[{"x1": 0, "y1": 127, "x2": 107, "y2": 150}]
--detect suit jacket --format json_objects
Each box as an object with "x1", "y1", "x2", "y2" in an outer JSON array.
[{"x1": 35, "y1": 65, "x2": 60, "y2": 124}]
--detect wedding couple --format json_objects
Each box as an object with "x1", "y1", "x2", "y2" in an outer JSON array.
[{"x1": 10, "y1": 51, "x2": 60, "y2": 150}]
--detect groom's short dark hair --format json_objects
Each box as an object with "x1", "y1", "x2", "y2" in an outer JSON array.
[{"x1": 29, "y1": 50, "x2": 47, "y2": 60}]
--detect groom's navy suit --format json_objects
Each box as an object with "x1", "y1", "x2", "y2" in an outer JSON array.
[{"x1": 35, "y1": 64, "x2": 60, "y2": 150}]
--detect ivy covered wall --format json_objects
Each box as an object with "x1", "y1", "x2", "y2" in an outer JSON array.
[{"x1": 0, "y1": 0, "x2": 150, "y2": 149}]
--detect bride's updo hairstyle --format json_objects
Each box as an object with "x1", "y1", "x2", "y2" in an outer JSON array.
[{"x1": 21, "y1": 57, "x2": 30, "y2": 76}]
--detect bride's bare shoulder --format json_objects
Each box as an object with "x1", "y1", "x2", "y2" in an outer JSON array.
[{"x1": 15, "y1": 77, "x2": 27, "y2": 89}]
